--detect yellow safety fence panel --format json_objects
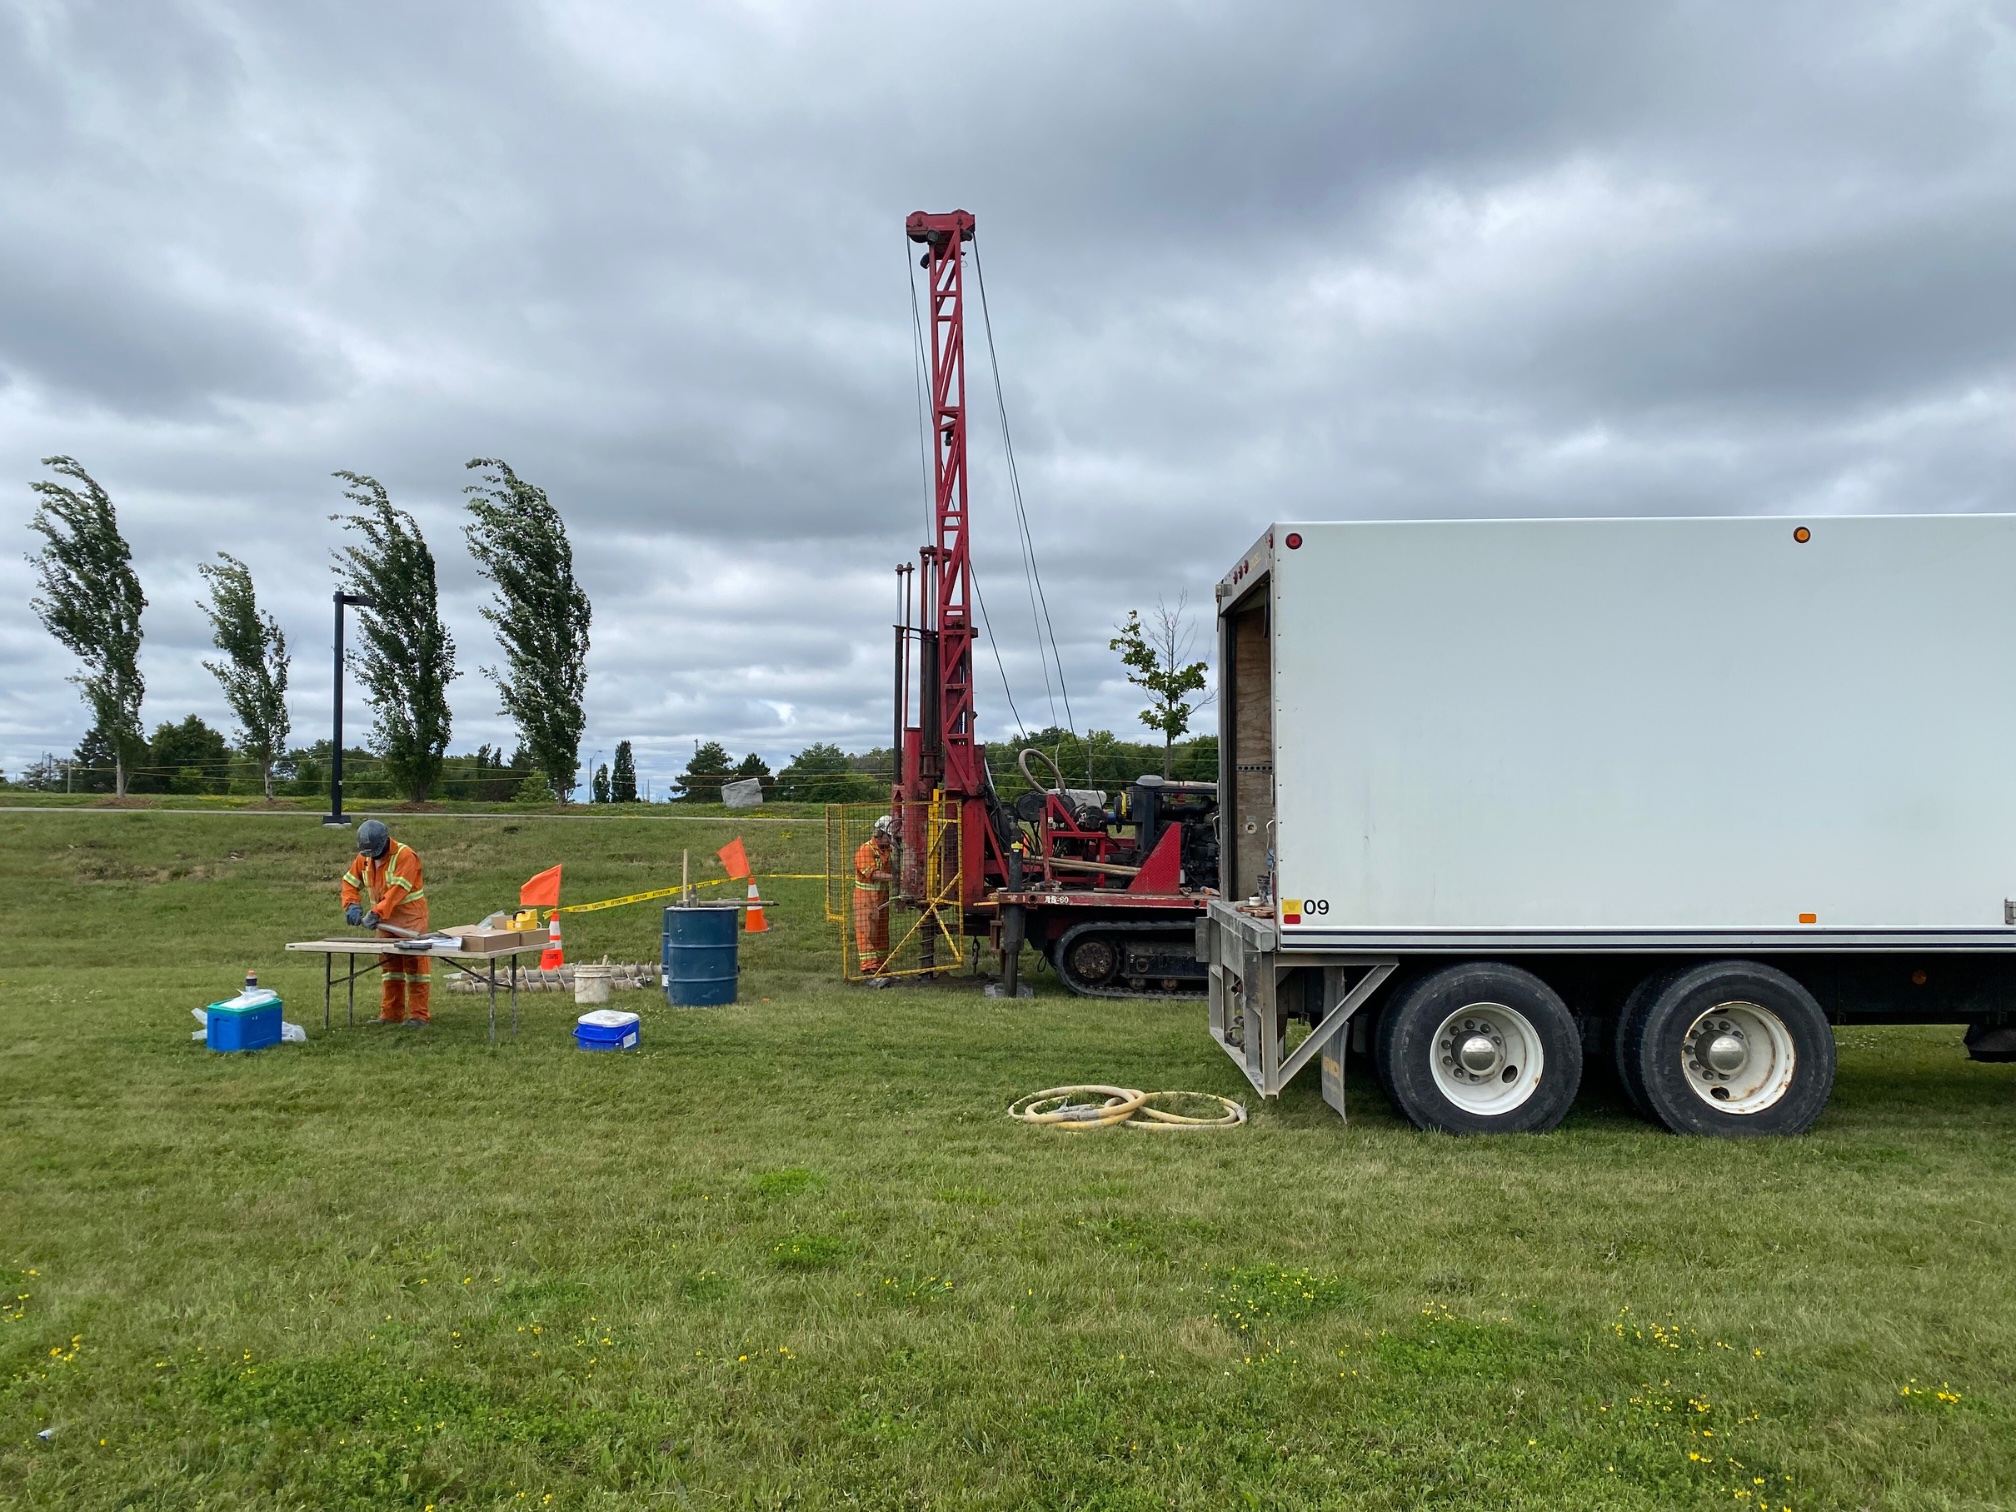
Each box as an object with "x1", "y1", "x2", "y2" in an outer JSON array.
[{"x1": 830, "y1": 798, "x2": 963, "y2": 981}]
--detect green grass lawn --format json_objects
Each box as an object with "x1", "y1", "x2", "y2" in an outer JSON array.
[{"x1": 2, "y1": 811, "x2": 2013, "y2": 1510}]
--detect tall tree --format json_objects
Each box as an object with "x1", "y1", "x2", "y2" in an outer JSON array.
[
  {"x1": 1109, "y1": 593, "x2": 1211, "y2": 779},
  {"x1": 26, "y1": 456, "x2": 147, "y2": 796},
  {"x1": 330, "y1": 472, "x2": 458, "y2": 802},
  {"x1": 676, "y1": 740, "x2": 732, "y2": 803},
  {"x1": 591, "y1": 762, "x2": 611, "y2": 804},
  {"x1": 611, "y1": 739, "x2": 638, "y2": 803},
  {"x1": 775, "y1": 742, "x2": 878, "y2": 802},
  {"x1": 462, "y1": 458, "x2": 592, "y2": 801},
  {"x1": 144, "y1": 715, "x2": 230, "y2": 794},
  {"x1": 197, "y1": 552, "x2": 291, "y2": 800}
]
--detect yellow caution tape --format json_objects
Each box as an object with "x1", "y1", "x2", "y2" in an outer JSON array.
[{"x1": 551, "y1": 874, "x2": 828, "y2": 917}]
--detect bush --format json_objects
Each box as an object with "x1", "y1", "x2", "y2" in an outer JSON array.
[{"x1": 513, "y1": 772, "x2": 559, "y2": 806}]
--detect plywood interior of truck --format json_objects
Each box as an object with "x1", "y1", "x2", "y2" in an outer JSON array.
[{"x1": 1227, "y1": 588, "x2": 1273, "y2": 902}]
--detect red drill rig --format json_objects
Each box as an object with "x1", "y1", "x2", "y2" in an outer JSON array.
[{"x1": 888, "y1": 209, "x2": 1219, "y2": 999}]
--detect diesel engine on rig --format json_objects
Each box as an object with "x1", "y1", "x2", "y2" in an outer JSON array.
[
  {"x1": 1107, "y1": 775, "x2": 1220, "y2": 892},
  {"x1": 1001, "y1": 750, "x2": 1220, "y2": 893}
]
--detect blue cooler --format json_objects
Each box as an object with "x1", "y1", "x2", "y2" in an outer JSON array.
[
  {"x1": 575, "y1": 1008, "x2": 641, "y2": 1052},
  {"x1": 207, "y1": 989, "x2": 282, "y2": 1052}
]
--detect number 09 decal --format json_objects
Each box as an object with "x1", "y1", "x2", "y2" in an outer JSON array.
[{"x1": 1280, "y1": 898, "x2": 1329, "y2": 925}]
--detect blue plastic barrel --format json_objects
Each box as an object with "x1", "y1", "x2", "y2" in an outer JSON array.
[{"x1": 664, "y1": 904, "x2": 740, "y2": 1006}]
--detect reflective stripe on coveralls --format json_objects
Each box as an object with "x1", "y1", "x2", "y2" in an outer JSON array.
[
  {"x1": 340, "y1": 838, "x2": 432, "y2": 1021},
  {"x1": 852, "y1": 836, "x2": 890, "y2": 973}
]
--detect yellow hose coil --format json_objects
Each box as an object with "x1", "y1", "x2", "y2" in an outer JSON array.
[{"x1": 1008, "y1": 1085, "x2": 1247, "y2": 1131}]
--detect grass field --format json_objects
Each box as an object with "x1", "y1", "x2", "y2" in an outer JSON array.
[{"x1": 3, "y1": 809, "x2": 2014, "y2": 1510}]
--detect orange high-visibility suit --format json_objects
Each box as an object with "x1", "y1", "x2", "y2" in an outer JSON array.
[
  {"x1": 852, "y1": 836, "x2": 892, "y2": 974},
  {"x1": 340, "y1": 838, "x2": 431, "y2": 1022}
]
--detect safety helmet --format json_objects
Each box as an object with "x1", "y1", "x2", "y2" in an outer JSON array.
[
  {"x1": 873, "y1": 815, "x2": 893, "y2": 838},
  {"x1": 356, "y1": 819, "x2": 391, "y2": 858}
]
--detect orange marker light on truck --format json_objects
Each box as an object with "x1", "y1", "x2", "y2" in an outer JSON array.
[
  {"x1": 1798, "y1": 912, "x2": 1818, "y2": 924},
  {"x1": 1793, "y1": 527, "x2": 1811, "y2": 543}
]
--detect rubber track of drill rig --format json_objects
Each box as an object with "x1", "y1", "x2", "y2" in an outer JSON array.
[{"x1": 1050, "y1": 919, "x2": 1209, "y2": 1001}]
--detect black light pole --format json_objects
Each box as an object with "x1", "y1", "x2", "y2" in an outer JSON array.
[{"x1": 324, "y1": 591, "x2": 376, "y2": 827}]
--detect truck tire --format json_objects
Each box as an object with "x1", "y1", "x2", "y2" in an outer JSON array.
[
  {"x1": 1611, "y1": 970, "x2": 1676, "y2": 1118},
  {"x1": 1619, "y1": 961, "x2": 1835, "y2": 1137},
  {"x1": 1374, "y1": 963, "x2": 1582, "y2": 1135}
]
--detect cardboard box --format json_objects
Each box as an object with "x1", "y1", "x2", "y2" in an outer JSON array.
[{"x1": 441, "y1": 925, "x2": 542, "y2": 953}]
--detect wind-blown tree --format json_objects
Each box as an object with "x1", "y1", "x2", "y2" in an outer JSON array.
[
  {"x1": 591, "y1": 762, "x2": 611, "y2": 804},
  {"x1": 611, "y1": 739, "x2": 638, "y2": 803},
  {"x1": 331, "y1": 472, "x2": 458, "y2": 802},
  {"x1": 26, "y1": 456, "x2": 147, "y2": 795},
  {"x1": 197, "y1": 552, "x2": 291, "y2": 799},
  {"x1": 463, "y1": 458, "x2": 592, "y2": 801},
  {"x1": 1109, "y1": 593, "x2": 1211, "y2": 779}
]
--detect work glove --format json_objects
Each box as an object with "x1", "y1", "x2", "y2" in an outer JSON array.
[
  {"x1": 345, "y1": 904, "x2": 364, "y2": 927},
  {"x1": 363, "y1": 911, "x2": 382, "y2": 930}
]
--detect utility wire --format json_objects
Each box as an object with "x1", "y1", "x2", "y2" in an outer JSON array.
[{"x1": 973, "y1": 237, "x2": 1077, "y2": 746}]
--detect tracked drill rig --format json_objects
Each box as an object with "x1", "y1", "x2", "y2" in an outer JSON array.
[{"x1": 886, "y1": 210, "x2": 1219, "y2": 999}]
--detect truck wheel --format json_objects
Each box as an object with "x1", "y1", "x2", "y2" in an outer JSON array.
[
  {"x1": 1611, "y1": 970, "x2": 1675, "y2": 1118},
  {"x1": 1621, "y1": 962, "x2": 1835, "y2": 1137},
  {"x1": 1374, "y1": 963, "x2": 1582, "y2": 1134}
]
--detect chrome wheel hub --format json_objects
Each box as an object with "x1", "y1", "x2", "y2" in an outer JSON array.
[
  {"x1": 1431, "y1": 1003, "x2": 1544, "y2": 1114},
  {"x1": 1456, "y1": 1031, "x2": 1501, "y2": 1076},
  {"x1": 1680, "y1": 1001, "x2": 1796, "y2": 1114}
]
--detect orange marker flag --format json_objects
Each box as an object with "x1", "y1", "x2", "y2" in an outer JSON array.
[
  {"x1": 520, "y1": 864, "x2": 563, "y2": 909},
  {"x1": 717, "y1": 837, "x2": 751, "y2": 880}
]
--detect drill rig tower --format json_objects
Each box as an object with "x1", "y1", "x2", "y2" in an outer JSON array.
[{"x1": 875, "y1": 209, "x2": 1219, "y2": 998}]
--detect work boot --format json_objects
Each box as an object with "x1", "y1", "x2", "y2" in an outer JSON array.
[
  {"x1": 402, "y1": 1017, "x2": 430, "y2": 1027},
  {"x1": 863, "y1": 976, "x2": 895, "y2": 990},
  {"x1": 367, "y1": 1016, "x2": 403, "y2": 1027}
]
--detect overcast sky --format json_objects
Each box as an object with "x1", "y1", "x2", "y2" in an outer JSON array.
[{"x1": 3, "y1": 0, "x2": 2011, "y2": 794}]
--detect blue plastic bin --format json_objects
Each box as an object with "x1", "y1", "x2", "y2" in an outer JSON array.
[
  {"x1": 575, "y1": 1009, "x2": 641, "y2": 1051},
  {"x1": 207, "y1": 989, "x2": 282, "y2": 1052},
  {"x1": 664, "y1": 904, "x2": 739, "y2": 1006}
]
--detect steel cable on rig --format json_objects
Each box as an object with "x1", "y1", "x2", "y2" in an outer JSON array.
[
  {"x1": 911, "y1": 239, "x2": 1029, "y2": 742},
  {"x1": 1008, "y1": 1085, "x2": 1248, "y2": 1131},
  {"x1": 973, "y1": 237, "x2": 1079, "y2": 758}
]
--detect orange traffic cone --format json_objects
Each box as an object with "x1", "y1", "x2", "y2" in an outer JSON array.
[
  {"x1": 540, "y1": 911, "x2": 566, "y2": 969},
  {"x1": 743, "y1": 879, "x2": 768, "y2": 934}
]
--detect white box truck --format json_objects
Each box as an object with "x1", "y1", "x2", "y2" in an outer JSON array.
[{"x1": 1200, "y1": 515, "x2": 2016, "y2": 1137}]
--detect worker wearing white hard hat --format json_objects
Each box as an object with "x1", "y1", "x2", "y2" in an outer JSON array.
[{"x1": 852, "y1": 816, "x2": 896, "y2": 983}]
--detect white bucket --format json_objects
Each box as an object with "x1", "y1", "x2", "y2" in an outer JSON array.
[{"x1": 573, "y1": 963, "x2": 614, "y2": 1006}]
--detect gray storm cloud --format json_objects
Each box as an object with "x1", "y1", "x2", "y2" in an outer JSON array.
[{"x1": 2, "y1": 0, "x2": 2010, "y2": 792}]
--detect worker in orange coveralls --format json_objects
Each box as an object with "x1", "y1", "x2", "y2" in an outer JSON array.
[
  {"x1": 339, "y1": 819, "x2": 431, "y2": 1025},
  {"x1": 852, "y1": 815, "x2": 895, "y2": 986}
]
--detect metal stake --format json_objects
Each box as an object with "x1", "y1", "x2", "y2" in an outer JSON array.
[{"x1": 325, "y1": 590, "x2": 376, "y2": 828}]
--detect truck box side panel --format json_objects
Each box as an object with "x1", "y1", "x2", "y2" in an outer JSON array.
[{"x1": 1269, "y1": 516, "x2": 2016, "y2": 939}]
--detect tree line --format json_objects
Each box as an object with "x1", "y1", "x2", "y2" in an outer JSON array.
[
  {"x1": 20, "y1": 455, "x2": 1218, "y2": 805},
  {"x1": 21, "y1": 455, "x2": 594, "y2": 802}
]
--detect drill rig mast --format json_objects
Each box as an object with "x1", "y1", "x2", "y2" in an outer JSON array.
[{"x1": 886, "y1": 209, "x2": 1218, "y2": 998}]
